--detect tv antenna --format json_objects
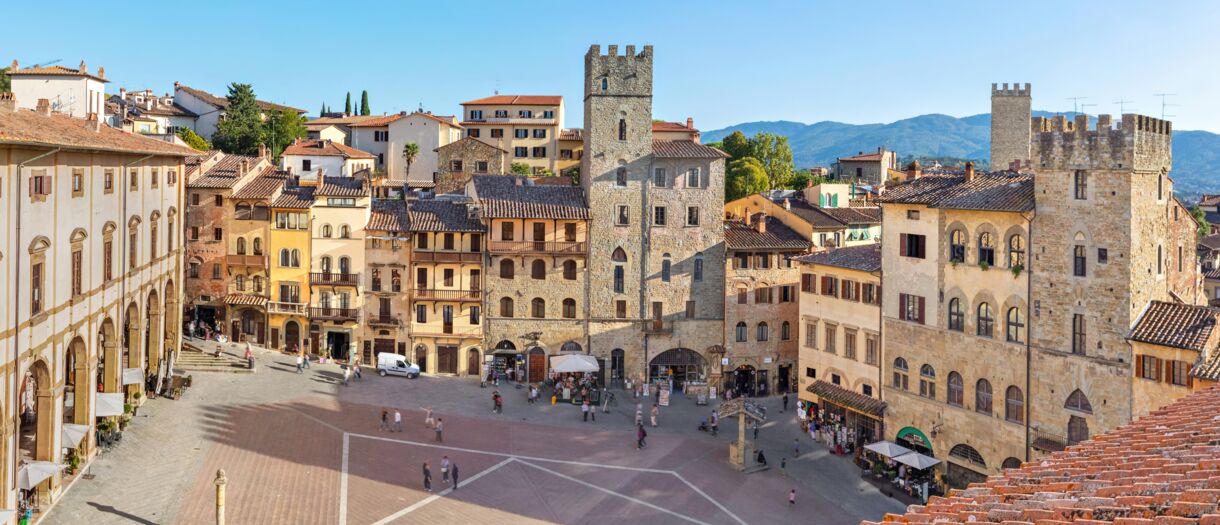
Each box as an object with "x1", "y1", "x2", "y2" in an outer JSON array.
[
  {"x1": 1065, "y1": 96, "x2": 1088, "y2": 115},
  {"x1": 1113, "y1": 99, "x2": 1134, "y2": 114},
  {"x1": 1152, "y1": 93, "x2": 1178, "y2": 119},
  {"x1": 1079, "y1": 103, "x2": 1097, "y2": 116}
]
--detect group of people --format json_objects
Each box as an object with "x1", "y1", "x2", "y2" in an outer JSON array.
[{"x1": 421, "y1": 456, "x2": 460, "y2": 492}]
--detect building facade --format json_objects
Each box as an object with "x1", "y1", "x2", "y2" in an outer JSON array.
[
  {"x1": 267, "y1": 185, "x2": 314, "y2": 354},
  {"x1": 305, "y1": 176, "x2": 370, "y2": 360},
  {"x1": 361, "y1": 199, "x2": 412, "y2": 362},
  {"x1": 433, "y1": 137, "x2": 507, "y2": 194},
  {"x1": 8, "y1": 60, "x2": 109, "y2": 120},
  {"x1": 461, "y1": 95, "x2": 564, "y2": 175}
]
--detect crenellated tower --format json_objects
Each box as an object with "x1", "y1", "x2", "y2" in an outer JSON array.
[{"x1": 990, "y1": 82, "x2": 1032, "y2": 171}]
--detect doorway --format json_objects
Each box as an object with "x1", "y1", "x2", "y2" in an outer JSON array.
[
  {"x1": 326, "y1": 331, "x2": 350, "y2": 360},
  {"x1": 777, "y1": 365, "x2": 791, "y2": 393},
  {"x1": 528, "y1": 347, "x2": 546, "y2": 383},
  {"x1": 285, "y1": 321, "x2": 301, "y2": 353},
  {"x1": 415, "y1": 345, "x2": 428, "y2": 374},
  {"x1": 733, "y1": 365, "x2": 756, "y2": 396},
  {"x1": 610, "y1": 348, "x2": 625, "y2": 388},
  {"x1": 467, "y1": 348, "x2": 481, "y2": 376},
  {"x1": 437, "y1": 346, "x2": 458, "y2": 374}
]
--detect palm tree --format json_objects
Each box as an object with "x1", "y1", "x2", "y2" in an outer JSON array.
[{"x1": 402, "y1": 142, "x2": 420, "y2": 180}]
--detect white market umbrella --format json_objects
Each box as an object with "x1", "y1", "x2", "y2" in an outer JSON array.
[
  {"x1": 0, "y1": 511, "x2": 15, "y2": 523},
  {"x1": 893, "y1": 451, "x2": 941, "y2": 469},
  {"x1": 95, "y1": 393, "x2": 125, "y2": 417},
  {"x1": 17, "y1": 461, "x2": 65, "y2": 490},
  {"x1": 864, "y1": 440, "x2": 913, "y2": 458},
  {"x1": 550, "y1": 354, "x2": 599, "y2": 373},
  {"x1": 121, "y1": 368, "x2": 144, "y2": 386},
  {"x1": 61, "y1": 424, "x2": 90, "y2": 448}
]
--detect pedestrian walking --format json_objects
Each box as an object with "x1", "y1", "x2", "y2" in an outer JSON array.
[
  {"x1": 303, "y1": 353, "x2": 311, "y2": 369},
  {"x1": 342, "y1": 366, "x2": 351, "y2": 386},
  {"x1": 650, "y1": 404, "x2": 658, "y2": 428},
  {"x1": 296, "y1": 354, "x2": 304, "y2": 373},
  {"x1": 710, "y1": 411, "x2": 719, "y2": 435},
  {"x1": 636, "y1": 424, "x2": 647, "y2": 449},
  {"x1": 635, "y1": 406, "x2": 643, "y2": 427},
  {"x1": 422, "y1": 462, "x2": 432, "y2": 492},
  {"x1": 753, "y1": 421, "x2": 760, "y2": 440},
  {"x1": 352, "y1": 357, "x2": 362, "y2": 380},
  {"x1": 582, "y1": 399, "x2": 590, "y2": 422},
  {"x1": 393, "y1": 409, "x2": 403, "y2": 432},
  {"x1": 590, "y1": 402, "x2": 596, "y2": 422},
  {"x1": 441, "y1": 455, "x2": 450, "y2": 483},
  {"x1": 493, "y1": 391, "x2": 503, "y2": 414},
  {"x1": 788, "y1": 488, "x2": 796, "y2": 508},
  {"x1": 451, "y1": 462, "x2": 460, "y2": 489},
  {"x1": 425, "y1": 407, "x2": 435, "y2": 428},
  {"x1": 793, "y1": 438, "x2": 800, "y2": 458},
  {"x1": 782, "y1": 392, "x2": 789, "y2": 412},
  {"x1": 245, "y1": 344, "x2": 254, "y2": 370},
  {"x1": 379, "y1": 409, "x2": 389, "y2": 431},
  {"x1": 435, "y1": 418, "x2": 443, "y2": 442}
]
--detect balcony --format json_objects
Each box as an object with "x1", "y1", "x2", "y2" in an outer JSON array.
[
  {"x1": 268, "y1": 301, "x2": 307, "y2": 315},
  {"x1": 368, "y1": 313, "x2": 401, "y2": 326},
  {"x1": 412, "y1": 251, "x2": 482, "y2": 264},
  {"x1": 487, "y1": 241, "x2": 586, "y2": 255},
  {"x1": 310, "y1": 272, "x2": 360, "y2": 286},
  {"x1": 1031, "y1": 429, "x2": 1067, "y2": 453},
  {"x1": 226, "y1": 254, "x2": 267, "y2": 268},
  {"x1": 642, "y1": 320, "x2": 672, "y2": 335},
  {"x1": 309, "y1": 307, "x2": 360, "y2": 322},
  {"x1": 411, "y1": 288, "x2": 482, "y2": 302}
]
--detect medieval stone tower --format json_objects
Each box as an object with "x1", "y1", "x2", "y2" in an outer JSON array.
[
  {"x1": 990, "y1": 83, "x2": 1032, "y2": 171},
  {"x1": 582, "y1": 44, "x2": 726, "y2": 384},
  {"x1": 1027, "y1": 112, "x2": 1181, "y2": 447}
]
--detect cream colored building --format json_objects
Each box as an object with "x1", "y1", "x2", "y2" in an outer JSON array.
[
  {"x1": 0, "y1": 96, "x2": 190, "y2": 509},
  {"x1": 8, "y1": 60, "x2": 109, "y2": 120},
  {"x1": 304, "y1": 176, "x2": 371, "y2": 360},
  {"x1": 385, "y1": 112, "x2": 462, "y2": 188},
  {"x1": 282, "y1": 139, "x2": 375, "y2": 179},
  {"x1": 725, "y1": 192, "x2": 881, "y2": 251},
  {"x1": 461, "y1": 95, "x2": 564, "y2": 175}
]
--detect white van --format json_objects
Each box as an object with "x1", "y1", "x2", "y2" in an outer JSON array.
[{"x1": 377, "y1": 352, "x2": 421, "y2": 378}]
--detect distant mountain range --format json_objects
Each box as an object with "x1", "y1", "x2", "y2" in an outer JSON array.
[{"x1": 703, "y1": 113, "x2": 1220, "y2": 201}]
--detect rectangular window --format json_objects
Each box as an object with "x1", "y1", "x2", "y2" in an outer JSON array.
[
  {"x1": 1138, "y1": 355, "x2": 1160, "y2": 381},
  {"x1": 151, "y1": 168, "x2": 159, "y2": 188},
  {"x1": 469, "y1": 110, "x2": 483, "y2": 120},
  {"x1": 416, "y1": 305, "x2": 426, "y2": 323},
  {"x1": 490, "y1": 129, "x2": 503, "y2": 138},
  {"x1": 212, "y1": 263, "x2": 221, "y2": 280},
  {"x1": 103, "y1": 240, "x2": 113, "y2": 281},
  {"x1": 476, "y1": 161, "x2": 489, "y2": 173},
  {"x1": 514, "y1": 129, "x2": 528, "y2": 139},
  {"x1": 443, "y1": 233, "x2": 455, "y2": 250},
  {"x1": 519, "y1": 110, "x2": 533, "y2": 118},
  {"x1": 214, "y1": 228, "x2": 223, "y2": 241},
  {"x1": 532, "y1": 129, "x2": 546, "y2": 139},
  {"x1": 780, "y1": 285, "x2": 795, "y2": 303},
  {"x1": 841, "y1": 280, "x2": 858, "y2": 301},
  {"x1": 865, "y1": 336, "x2": 878, "y2": 365},
  {"x1": 564, "y1": 223, "x2": 577, "y2": 242},
  {"x1": 514, "y1": 147, "x2": 528, "y2": 158},
  {"x1": 615, "y1": 300, "x2": 627, "y2": 319},
  {"x1": 693, "y1": 257, "x2": 703, "y2": 281},
  {"x1": 417, "y1": 233, "x2": 429, "y2": 250},
  {"x1": 615, "y1": 168, "x2": 627, "y2": 186},
  {"x1": 685, "y1": 300, "x2": 695, "y2": 319},
  {"x1": 532, "y1": 147, "x2": 547, "y2": 158},
  {"x1": 450, "y1": 160, "x2": 464, "y2": 172},
  {"x1": 806, "y1": 367, "x2": 816, "y2": 379},
  {"x1": 1072, "y1": 314, "x2": 1086, "y2": 355},
  {"x1": 215, "y1": 194, "x2": 223, "y2": 206},
  {"x1": 805, "y1": 323, "x2": 816, "y2": 348},
  {"x1": 129, "y1": 168, "x2": 139, "y2": 190},
  {"x1": 470, "y1": 306, "x2": 481, "y2": 325},
  {"x1": 820, "y1": 276, "x2": 838, "y2": 297},
  {"x1": 906, "y1": 209, "x2": 919, "y2": 220},
  {"x1": 844, "y1": 330, "x2": 857, "y2": 360},
  {"x1": 31, "y1": 262, "x2": 43, "y2": 314},
  {"x1": 824, "y1": 325, "x2": 836, "y2": 354},
  {"x1": 653, "y1": 168, "x2": 666, "y2": 187},
  {"x1": 686, "y1": 207, "x2": 699, "y2": 226},
  {"x1": 467, "y1": 128, "x2": 481, "y2": 138},
  {"x1": 653, "y1": 207, "x2": 667, "y2": 226},
  {"x1": 1074, "y1": 245, "x2": 1086, "y2": 277},
  {"x1": 1169, "y1": 360, "x2": 1190, "y2": 386},
  {"x1": 900, "y1": 233, "x2": 926, "y2": 258},
  {"x1": 104, "y1": 169, "x2": 114, "y2": 193},
  {"x1": 862, "y1": 283, "x2": 877, "y2": 304},
  {"x1": 543, "y1": 110, "x2": 554, "y2": 119},
  {"x1": 615, "y1": 206, "x2": 629, "y2": 226},
  {"x1": 1074, "y1": 170, "x2": 1087, "y2": 200},
  {"x1": 1097, "y1": 248, "x2": 1108, "y2": 264},
  {"x1": 686, "y1": 168, "x2": 701, "y2": 188},
  {"x1": 899, "y1": 293, "x2": 925, "y2": 324},
  {"x1": 129, "y1": 231, "x2": 138, "y2": 268},
  {"x1": 72, "y1": 168, "x2": 84, "y2": 196}
]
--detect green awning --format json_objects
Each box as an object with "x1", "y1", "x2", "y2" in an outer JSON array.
[{"x1": 896, "y1": 426, "x2": 933, "y2": 453}]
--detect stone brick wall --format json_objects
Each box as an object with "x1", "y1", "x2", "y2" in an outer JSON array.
[
  {"x1": 185, "y1": 187, "x2": 230, "y2": 312},
  {"x1": 724, "y1": 257, "x2": 801, "y2": 393},
  {"x1": 435, "y1": 138, "x2": 506, "y2": 194},
  {"x1": 989, "y1": 83, "x2": 1031, "y2": 171}
]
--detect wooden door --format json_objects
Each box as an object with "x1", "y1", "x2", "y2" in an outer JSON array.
[
  {"x1": 257, "y1": 321, "x2": 266, "y2": 345},
  {"x1": 528, "y1": 348, "x2": 546, "y2": 383},
  {"x1": 310, "y1": 332, "x2": 320, "y2": 356},
  {"x1": 270, "y1": 328, "x2": 280, "y2": 350},
  {"x1": 533, "y1": 223, "x2": 546, "y2": 251},
  {"x1": 231, "y1": 320, "x2": 240, "y2": 342},
  {"x1": 438, "y1": 346, "x2": 457, "y2": 374},
  {"x1": 467, "y1": 349, "x2": 480, "y2": 376}
]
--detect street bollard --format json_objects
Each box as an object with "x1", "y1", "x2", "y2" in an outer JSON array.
[{"x1": 215, "y1": 469, "x2": 227, "y2": 525}]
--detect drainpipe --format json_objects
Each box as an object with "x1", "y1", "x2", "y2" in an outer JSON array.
[
  {"x1": 876, "y1": 263, "x2": 884, "y2": 440},
  {"x1": 12, "y1": 147, "x2": 61, "y2": 478},
  {"x1": 1023, "y1": 210, "x2": 1034, "y2": 462}
]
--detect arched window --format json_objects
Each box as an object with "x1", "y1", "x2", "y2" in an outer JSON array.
[
  {"x1": 949, "y1": 444, "x2": 986, "y2": 468},
  {"x1": 236, "y1": 237, "x2": 247, "y2": 255},
  {"x1": 1008, "y1": 234, "x2": 1025, "y2": 268},
  {"x1": 600, "y1": 77, "x2": 608, "y2": 91},
  {"x1": 976, "y1": 379, "x2": 993, "y2": 415},
  {"x1": 693, "y1": 253, "x2": 704, "y2": 281},
  {"x1": 279, "y1": 248, "x2": 290, "y2": 267},
  {"x1": 892, "y1": 358, "x2": 909, "y2": 390},
  {"x1": 735, "y1": 322, "x2": 747, "y2": 342},
  {"x1": 978, "y1": 232, "x2": 995, "y2": 266},
  {"x1": 781, "y1": 321, "x2": 791, "y2": 341},
  {"x1": 1001, "y1": 457, "x2": 1022, "y2": 470},
  {"x1": 252, "y1": 275, "x2": 263, "y2": 293},
  {"x1": 1006, "y1": 307, "x2": 1024, "y2": 343},
  {"x1": 613, "y1": 266, "x2": 624, "y2": 293},
  {"x1": 321, "y1": 224, "x2": 333, "y2": 238},
  {"x1": 563, "y1": 260, "x2": 577, "y2": 280},
  {"x1": 612, "y1": 247, "x2": 627, "y2": 262},
  {"x1": 499, "y1": 259, "x2": 514, "y2": 279},
  {"x1": 1005, "y1": 386, "x2": 1024, "y2": 423},
  {"x1": 618, "y1": 118, "x2": 627, "y2": 141},
  {"x1": 339, "y1": 256, "x2": 351, "y2": 274},
  {"x1": 291, "y1": 249, "x2": 300, "y2": 267},
  {"x1": 562, "y1": 298, "x2": 576, "y2": 319},
  {"x1": 615, "y1": 167, "x2": 627, "y2": 186},
  {"x1": 948, "y1": 298, "x2": 964, "y2": 331},
  {"x1": 661, "y1": 254, "x2": 671, "y2": 282},
  {"x1": 919, "y1": 364, "x2": 936, "y2": 399},
  {"x1": 340, "y1": 224, "x2": 351, "y2": 239},
  {"x1": 977, "y1": 302, "x2": 994, "y2": 337},
  {"x1": 947, "y1": 372, "x2": 964, "y2": 407},
  {"x1": 756, "y1": 322, "x2": 769, "y2": 341},
  {"x1": 499, "y1": 297, "x2": 514, "y2": 317},
  {"x1": 949, "y1": 229, "x2": 966, "y2": 263},
  {"x1": 1065, "y1": 389, "x2": 1093, "y2": 414},
  {"x1": 320, "y1": 256, "x2": 332, "y2": 273},
  {"x1": 531, "y1": 259, "x2": 546, "y2": 280},
  {"x1": 252, "y1": 237, "x2": 262, "y2": 255},
  {"x1": 531, "y1": 298, "x2": 545, "y2": 318},
  {"x1": 234, "y1": 274, "x2": 245, "y2": 291}
]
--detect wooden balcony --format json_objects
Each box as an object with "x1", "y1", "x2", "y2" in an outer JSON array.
[
  {"x1": 309, "y1": 272, "x2": 360, "y2": 286},
  {"x1": 268, "y1": 301, "x2": 307, "y2": 315},
  {"x1": 412, "y1": 251, "x2": 482, "y2": 264},
  {"x1": 487, "y1": 241, "x2": 586, "y2": 255},
  {"x1": 368, "y1": 313, "x2": 401, "y2": 326},
  {"x1": 309, "y1": 307, "x2": 360, "y2": 322},
  {"x1": 641, "y1": 320, "x2": 672, "y2": 335},
  {"x1": 411, "y1": 288, "x2": 482, "y2": 302},
  {"x1": 226, "y1": 254, "x2": 267, "y2": 268}
]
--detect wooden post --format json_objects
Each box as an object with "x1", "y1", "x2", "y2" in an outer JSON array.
[{"x1": 215, "y1": 469, "x2": 227, "y2": 525}]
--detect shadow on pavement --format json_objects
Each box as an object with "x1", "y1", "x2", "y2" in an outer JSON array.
[{"x1": 86, "y1": 502, "x2": 158, "y2": 525}]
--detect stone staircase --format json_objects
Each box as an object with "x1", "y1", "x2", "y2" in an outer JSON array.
[{"x1": 176, "y1": 340, "x2": 253, "y2": 374}]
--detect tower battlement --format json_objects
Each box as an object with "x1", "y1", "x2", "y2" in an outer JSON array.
[
  {"x1": 584, "y1": 44, "x2": 653, "y2": 98},
  {"x1": 1030, "y1": 114, "x2": 1172, "y2": 172},
  {"x1": 991, "y1": 82, "x2": 1031, "y2": 97}
]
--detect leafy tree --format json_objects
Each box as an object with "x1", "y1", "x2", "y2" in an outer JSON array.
[
  {"x1": 0, "y1": 67, "x2": 9, "y2": 92},
  {"x1": 510, "y1": 162, "x2": 532, "y2": 176},
  {"x1": 263, "y1": 109, "x2": 307, "y2": 159},
  {"x1": 401, "y1": 142, "x2": 420, "y2": 179},
  {"x1": 211, "y1": 83, "x2": 266, "y2": 155},
  {"x1": 344, "y1": 92, "x2": 352, "y2": 115},
  {"x1": 1192, "y1": 205, "x2": 1213, "y2": 236},
  {"x1": 360, "y1": 90, "x2": 370, "y2": 116},
  {"x1": 176, "y1": 127, "x2": 211, "y2": 151},
  {"x1": 720, "y1": 131, "x2": 752, "y2": 161},
  {"x1": 749, "y1": 132, "x2": 796, "y2": 189},
  {"x1": 725, "y1": 157, "x2": 769, "y2": 201}
]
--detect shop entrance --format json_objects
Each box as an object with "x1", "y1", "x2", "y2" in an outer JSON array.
[
  {"x1": 610, "y1": 349, "x2": 625, "y2": 388},
  {"x1": 777, "y1": 365, "x2": 791, "y2": 393},
  {"x1": 326, "y1": 331, "x2": 350, "y2": 360},
  {"x1": 528, "y1": 347, "x2": 546, "y2": 383},
  {"x1": 437, "y1": 346, "x2": 458, "y2": 374},
  {"x1": 415, "y1": 345, "x2": 428, "y2": 374},
  {"x1": 733, "y1": 365, "x2": 756, "y2": 396},
  {"x1": 284, "y1": 321, "x2": 301, "y2": 353},
  {"x1": 467, "y1": 349, "x2": 481, "y2": 376},
  {"x1": 648, "y1": 348, "x2": 707, "y2": 385}
]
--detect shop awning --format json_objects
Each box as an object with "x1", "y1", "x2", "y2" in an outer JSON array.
[
  {"x1": 122, "y1": 368, "x2": 144, "y2": 385},
  {"x1": 806, "y1": 380, "x2": 886, "y2": 418},
  {"x1": 893, "y1": 451, "x2": 941, "y2": 469},
  {"x1": 864, "y1": 440, "x2": 912, "y2": 458},
  {"x1": 17, "y1": 462, "x2": 65, "y2": 490},
  {"x1": 95, "y1": 393, "x2": 125, "y2": 417},
  {"x1": 62, "y1": 424, "x2": 90, "y2": 448},
  {"x1": 550, "y1": 354, "x2": 599, "y2": 373}
]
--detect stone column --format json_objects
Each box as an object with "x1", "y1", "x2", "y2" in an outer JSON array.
[
  {"x1": 148, "y1": 312, "x2": 162, "y2": 379},
  {"x1": 215, "y1": 469, "x2": 227, "y2": 525},
  {"x1": 103, "y1": 339, "x2": 119, "y2": 393},
  {"x1": 126, "y1": 320, "x2": 142, "y2": 398}
]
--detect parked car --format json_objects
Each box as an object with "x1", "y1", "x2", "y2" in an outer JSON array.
[{"x1": 376, "y1": 352, "x2": 421, "y2": 378}]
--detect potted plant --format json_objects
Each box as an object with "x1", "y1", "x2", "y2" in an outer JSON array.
[
  {"x1": 979, "y1": 261, "x2": 990, "y2": 271},
  {"x1": 1011, "y1": 263, "x2": 1024, "y2": 277},
  {"x1": 66, "y1": 451, "x2": 82, "y2": 475}
]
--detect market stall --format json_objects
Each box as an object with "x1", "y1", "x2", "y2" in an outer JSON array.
[
  {"x1": 549, "y1": 354, "x2": 601, "y2": 404},
  {"x1": 805, "y1": 380, "x2": 885, "y2": 454}
]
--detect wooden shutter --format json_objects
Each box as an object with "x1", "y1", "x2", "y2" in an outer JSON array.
[
  {"x1": 917, "y1": 296, "x2": 926, "y2": 324},
  {"x1": 876, "y1": 284, "x2": 882, "y2": 305},
  {"x1": 1186, "y1": 362, "x2": 1194, "y2": 388},
  {"x1": 1135, "y1": 355, "x2": 1144, "y2": 378},
  {"x1": 898, "y1": 293, "x2": 908, "y2": 320},
  {"x1": 899, "y1": 234, "x2": 907, "y2": 256},
  {"x1": 855, "y1": 282, "x2": 862, "y2": 302},
  {"x1": 1154, "y1": 357, "x2": 1163, "y2": 382}
]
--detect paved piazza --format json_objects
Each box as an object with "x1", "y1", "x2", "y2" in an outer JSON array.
[{"x1": 44, "y1": 341, "x2": 904, "y2": 524}]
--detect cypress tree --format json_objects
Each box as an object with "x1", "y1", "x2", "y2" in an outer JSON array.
[
  {"x1": 320, "y1": 101, "x2": 325, "y2": 117},
  {"x1": 344, "y1": 92, "x2": 352, "y2": 115},
  {"x1": 360, "y1": 90, "x2": 371, "y2": 116}
]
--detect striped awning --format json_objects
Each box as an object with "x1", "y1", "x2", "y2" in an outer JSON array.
[{"x1": 224, "y1": 293, "x2": 267, "y2": 306}]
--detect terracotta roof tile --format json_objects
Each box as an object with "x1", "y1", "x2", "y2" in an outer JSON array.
[
  {"x1": 282, "y1": 139, "x2": 375, "y2": 159},
  {"x1": 840, "y1": 152, "x2": 884, "y2": 162},
  {"x1": 559, "y1": 128, "x2": 583, "y2": 141},
  {"x1": 187, "y1": 154, "x2": 261, "y2": 189},
  {"x1": 724, "y1": 217, "x2": 810, "y2": 250},
  {"x1": 133, "y1": 102, "x2": 197, "y2": 118},
  {"x1": 1129, "y1": 300, "x2": 1219, "y2": 351},
  {"x1": 346, "y1": 114, "x2": 407, "y2": 128},
  {"x1": 366, "y1": 200, "x2": 410, "y2": 231},
  {"x1": 785, "y1": 199, "x2": 851, "y2": 228},
  {"x1": 807, "y1": 380, "x2": 886, "y2": 417},
  {"x1": 471, "y1": 175, "x2": 589, "y2": 220},
  {"x1": 9, "y1": 63, "x2": 108, "y2": 82},
  {"x1": 821, "y1": 206, "x2": 882, "y2": 225},
  {"x1": 1192, "y1": 351, "x2": 1220, "y2": 381},
  {"x1": 1198, "y1": 194, "x2": 1220, "y2": 207},
  {"x1": 314, "y1": 176, "x2": 368, "y2": 197},
  {"x1": 651, "y1": 139, "x2": 729, "y2": 159},
  {"x1": 175, "y1": 84, "x2": 304, "y2": 113},
  {"x1": 0, "y1": 108, "x2": 196, "y2": 157},
  {"x1": 407, "y1": 199, "x2": 483, "y2": 232},
  {"x1": 1199, "y1": 234, "x2": 1220, "y2": 251},
  {"x1": 880, "y1": 171, "x2": 1034, "y2": 212},
  {"x1": 271, "y1": 186, "x2": 314, "y2": 209},
  {"x1": 652, "y1": 121, "x2": 696, "y2": 132},
  {"x1": 435, "y1": 136, "x2": 507, "y2": 154},
  {"x1": 795, "y1": 243, "x2": 882, "y2": 272},
  {"x1": 461, "y1": 95, "x2": 562, "y2": 106},
  {"x1": 230, "y1": 167, "x2": 290, "y2": 199}
]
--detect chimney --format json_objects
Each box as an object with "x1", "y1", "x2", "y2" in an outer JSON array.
[
  {"x1": 964, "y1": 161, "x2": 975, "y2": 182},
  {"x1": 119, "y1": 88, "x2": 127, "y2": 100},
  {"x1": 79, "y1": 60, "x2": 88, "y2": 75},
  {"x1": 905, "y1": 160, "x2": 921, "y2": 181},
  {"x1": 686, "y1": 117, "x2": 694, "y2": 129},
  {"x1": 0, "y1": 92, "x2": 15, "y2": 113},
  {"x1": 174, "y1": 81, "x2": 180, "y2": 89},
  {"x1": 744, "y1": 211, "x2": 752, "y2": 226},
  {"x1": 783, "y1": 197, "x2": 791, "y2": 210},
  {"x1": 87, "y1": 112, "x2": 101, "y2": 131},
  {"x1": 35, "y1": 98, "x2": 51, "y2": 116},
  {"x1": 754, "y1": 214, "x2": 767, "y2": 233},
  {"x1": 97, "y1": 66, "x2": 105, "y2": 79},
  {"x1": 258, "y1": 143, "x2": 268, "y2": 159},
  {"x1": 240, "y1": 159, "x2": 249, "y2": 175}
]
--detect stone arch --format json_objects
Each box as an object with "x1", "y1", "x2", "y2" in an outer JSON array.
[
  {"x1": 850, "y1": 376, "x2": 879, "y2": 398},
  {"x1": 163, "y1": 278, "x2": 179, "y2": 363},
  {"x1": 145, "y1": 289, "x2": 162, "y2": 382},
  {"x1": 102, "y1": 221, "x2": 117, "y2": 235},
  {"x1": 28, "y1": 235, "x2": 51, "y2": 254},
  {"x1": 65, "y1": 337, "x2": 91, "y2": 426},
  {"x1": 69, "y1": 228, "x2": 88, "y2": 243},
  {"x1": 124, "y1": 302, "x2": 141, "y2": 399},
  {"x1": 128, "y1": 214, "x2": 143, "y2": 228},
  {"x1": 149, "y1": 209, "x2": 162, "y2": 222},
  {"x1": 611, "y1": 247, "x2": 627, "y2": 262},
  {"x1": 284, "y1": 320, "x2": 302, "y2": 353},
  {"x1": 949, "y1": 443, "x2": 987, "y2": 468},
  {"x1": 1065, "y1": 389, "x2": 1093, "y2": 414},
  {"x1": 1001, "y1": 457, "x2": 1022, "y2": 470},
  {"x1": 945, "y1": 220, "x2": 970, "y2": 260},
  {"x1": 19, "y1": 359, "x2": 55, "y2": 466},
  {"x1": 100, "y1": 317, "x2": 119, "y2": 393}
]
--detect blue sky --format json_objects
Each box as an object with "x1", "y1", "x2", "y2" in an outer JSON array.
[{"x1": 4, "y1": 1, "x2": 1219, "y2": 132}]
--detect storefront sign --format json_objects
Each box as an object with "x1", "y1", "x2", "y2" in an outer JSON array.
[
  {"x1": 721, "y1": 357, "x2": 729, "y2": 366},
  {"x1": 658, "y1": 389, "x2": 670, "y2": 407},
  {"x1": 763, "y1": 357, "x2": 773, "y2": 364}
]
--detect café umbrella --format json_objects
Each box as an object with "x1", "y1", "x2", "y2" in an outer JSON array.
[
  {"x1": 17, "y1": 462, "x2": 66, "y2": 490},
  {"x1": 863, "y1": 440, "x2": 912, "y2": 458},
  {"x1": 95, "y1": 392, "x2": 125, "y2": 417},
  {"x1": 549, "y1": 354, "x2": 599, "y2": 374},
  {"x1": 61, "y1": 424, "x2": 91, "y2": 448},
  {"x1": 892, "y1": 451, "x2": 942, "y2": 470}
]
